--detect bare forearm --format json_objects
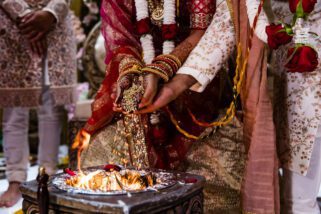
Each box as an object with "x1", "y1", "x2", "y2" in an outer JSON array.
[{"x1": 170, "y1": 29, "x2": 205, "y2": 63}]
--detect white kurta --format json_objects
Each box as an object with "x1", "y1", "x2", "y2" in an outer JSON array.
[
  {"x1": 273, "y1": 1, "x2": 321, "y2": 176},
  {"x1": 177, "y1": 0, "x2": 269, "y2": 92}
]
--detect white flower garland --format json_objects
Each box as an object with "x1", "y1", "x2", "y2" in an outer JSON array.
[{"x1": 134, "y1": 0, "x2": 176, "y2": 63}]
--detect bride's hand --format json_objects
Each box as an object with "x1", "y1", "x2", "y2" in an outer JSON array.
[
  {"x1": 138, "y1": 73, "x2": 160, "y2": 109},
  {"x1": 137, "y1": 74, "x2": 197, "y2": 114},
  {"x1": 111, "y1": 74, "x2": 134, "y2": 112}
]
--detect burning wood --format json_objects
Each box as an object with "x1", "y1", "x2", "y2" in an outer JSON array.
[
  {"x1": 64, "y1": 168, "x2": 157, "y2": 192},
  {"x1": 53, "y1": 167, "x2": 176, "y2": 195}
]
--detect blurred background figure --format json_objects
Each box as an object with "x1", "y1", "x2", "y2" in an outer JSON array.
[{"x1": 0, "y1": 0, "x2": 76, "y2": 207}]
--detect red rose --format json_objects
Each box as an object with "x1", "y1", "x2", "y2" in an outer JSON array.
[
  {"x1": 285, "y1": 45, "x2": 318, "y2": 73},
  {"x1": 289, "y1": 0, "x2": 317, "y2": 15},
  {"x1": 266, "y1": 24, "x2": 293, "y2": 49}
]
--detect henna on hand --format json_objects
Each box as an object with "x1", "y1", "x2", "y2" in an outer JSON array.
[{"x1": 170, "y1": 29, "x2": 205, "y2": 63}]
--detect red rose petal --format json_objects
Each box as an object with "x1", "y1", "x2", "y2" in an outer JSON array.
[
  {"x1": 266, "y1": 23, "x2": 292, "y2": 49},
  {"x1": 285, "y1": 46, "x2": 318, "y2": 73},
  {"x1": 64, "y1": 168, "x2": 76, "y2": 176}
]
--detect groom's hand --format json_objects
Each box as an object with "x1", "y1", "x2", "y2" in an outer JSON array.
[
  {"x1": 19, "y1": 10, "x2": 56, "y2": 42},
  {"x1": 137, "y1": 74, "x2": 197, "y2": 114}
]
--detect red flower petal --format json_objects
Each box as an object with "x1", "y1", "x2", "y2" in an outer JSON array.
[
  {"x1": 64, "y1": 168, "x2": 76, "y2": 176},
  {"x1": 266, "y1": 24, "x2": 292, "y2": 49},
  {"x1": 285, "y1": 46, "x2": 318, "y2": 73},
  {"x1": 289, "y1": 0, "x2": 317, "y2": 14}
]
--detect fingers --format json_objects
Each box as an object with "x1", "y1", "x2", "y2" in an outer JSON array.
[
  {"x1": 41, "y1": 38, "x2": 47, "y2": 53},
  {"x1": 110, "y1": 83, "x2": 117, "y2": 100},
  {"x1": 112, "y1": 83, "x2": 123, "y2": 112},
  {"x1": 137, "y1": 86, "x2": 176, "y2": 114},
  {"x1": 113, "y1": 103, "x2": 123, "y2": 112},
  {"x1": 136, "y1": 104, "x2": 158, "y2": 114},
  {"x1": 20, "y1": 12, "x2": 35, "y2": 24},
  {"x1": 138, "y1": 74, "x2": 159, "y2": 109},
  {"x1": 25, "y1": 31, "x2": 38, "y2": 40},
  {"x1": 19, "y1": 25, "x2": 35, "y2": 35},
  {"x1": 30, "y1": 32, "x2": 45, "y2": 42},
  {"x1": 19, "y1": 15, "x2": 36, "y2": 29},
  {"x1": 29, "y1": 38, "x2": 47, "y2": 57},
  {"x1": 138, "y1": 88, "x2": 157, "y2": 109},
  {"x1": 29, "y1": 42, "x2": 37, "y2": 55},
  {"x1": 114, "y1": 75, "x2": 133, "y2": 104},
  {"x1": 115, "y1": 85, "x2": 124, "y2": 104}
]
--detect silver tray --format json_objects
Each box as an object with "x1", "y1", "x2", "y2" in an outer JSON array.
[{"x1": 52, "y1": 167, "x2": 177, "y2": 195}]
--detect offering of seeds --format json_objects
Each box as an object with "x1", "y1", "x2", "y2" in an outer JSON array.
[{"x1": 121, "y1": 76, "x2": 144, "y2": 113}]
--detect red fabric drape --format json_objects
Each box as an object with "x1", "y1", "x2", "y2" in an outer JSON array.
[{"x1": 83, "y1": 0, "x2": 219, "y2": 169}]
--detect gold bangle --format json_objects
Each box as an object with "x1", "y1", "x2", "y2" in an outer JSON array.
[
  {"x1": 142, "y1": 67, "x2": 169, "y2": 82},
  {"x1": 118, "y1": 64, "x2": 142, "y2": 80},
  {"x1": 163, "y1": 54, "x2": 182, "y2": 67},
  {"x1": 148, "y1": 64, "x2": 170, "y2": 79},
  {"x1": 153, "y1": 54, "x2": 181, "y2": 72},
  {"x1": 156, "y1": 61, "x2": 174, "y2": 77},
  {"x1": 119, "y1": 57, "x2": 143, "y2": 74}
]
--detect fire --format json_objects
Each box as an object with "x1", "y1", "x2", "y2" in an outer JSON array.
[
  {"x1": 65, "y1": 169, "x2": 155, "y2": 192},
  {"x1": 72, "y1": 129, "x2": 91, "y2": 172}
]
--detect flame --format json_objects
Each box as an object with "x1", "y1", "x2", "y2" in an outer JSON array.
[
  {"x1": 72, "y1": 129, "x2": 91, "y2": 173},
  {"x1": 65, "y1": 169, "x2": 155, "y2": 192}
]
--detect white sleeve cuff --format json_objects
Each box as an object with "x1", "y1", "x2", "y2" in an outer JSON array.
[
  {"x1": 19, "y1": 8, "x2": 33, "y2": 18},
  {"x1": 42, "y1": 8, "x2": 59, "y2": 23},
  {"x1": 177, "y1": 67, "x2": 211, "y2": 93}
]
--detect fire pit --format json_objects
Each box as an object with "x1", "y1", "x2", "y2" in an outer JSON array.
[
  {"x1": 53, "y1": 167, "x2": 177, "y2": 195},
  {"x1": 21, "y1": 167, "x2": 205, "y2": 213}
]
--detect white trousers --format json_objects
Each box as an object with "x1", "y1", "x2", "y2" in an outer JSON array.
[
  {"x1": 282, "y1": 132, "x2": 321, "y2": 214},
  {"x1": 2, "y1": 101, "x2": 64, "y2": 182}
]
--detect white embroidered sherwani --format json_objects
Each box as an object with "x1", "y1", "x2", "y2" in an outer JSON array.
[
  {"x1": 0, "y1": 0, "x2": 76, "y2": 107},
  {"x1": 273, "y1": 1, "x2": 321, "y2": 175},
  {"x1": 177, "y1": 0, "x2": 268, "y2": 91}
]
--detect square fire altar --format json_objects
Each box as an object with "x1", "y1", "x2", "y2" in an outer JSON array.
[{"x1": 20, "y1": 168, "x2": 205, "y2": 214}]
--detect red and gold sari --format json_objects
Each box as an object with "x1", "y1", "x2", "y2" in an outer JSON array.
[{"x1": 83, "y1": 0, "x2": 218, "y2": 169}]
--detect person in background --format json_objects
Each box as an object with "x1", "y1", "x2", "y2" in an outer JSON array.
[
  {"x1": 0, "y1": 0, "x2": 76, "y2": 207},
  {"x1": 272, "y1": 1, "x2": 321, "y2": 213}
]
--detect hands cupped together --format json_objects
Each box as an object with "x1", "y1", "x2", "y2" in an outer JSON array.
[
  {"x1": 112, "y1": 72, "x2": 197, "y2": 114},
  {"x1": 18, "y1": 10, "x2": 56, "y2": 56}
]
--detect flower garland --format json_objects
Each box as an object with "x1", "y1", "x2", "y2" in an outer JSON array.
[
  {"x1": 134, "y1": 0, "x2": 177, "y2": 64},
  {"x1": 266, "y1": 0, "x2": 319, "y2": 73}
]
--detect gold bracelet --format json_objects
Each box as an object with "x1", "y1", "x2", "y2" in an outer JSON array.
[
  {"x1": 142, "y1": 67, "x2": 169, "y2": 82},
  {"x1": 119, "y1": 57, "x2": 143, "y2": 74},
  {"x1": 163, "y1": 54, "x2": 182, "y2": 67},
  {"x1": 153, "y1": 54, "x2": 181, "y2": 72},
  {"x1": 156, "y1": 61, "x2": 174, "y2": 77},
  {"x1": 118, "y1": 64, "x2": 142, "y2": 80}
]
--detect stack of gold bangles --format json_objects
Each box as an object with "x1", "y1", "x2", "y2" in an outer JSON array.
[
  {"x1": 118, "y1": 57, "x2": 144, "y2": 80},
  {"x1": 142, "y1": 54, "x2": 182, "y2": 82}
]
